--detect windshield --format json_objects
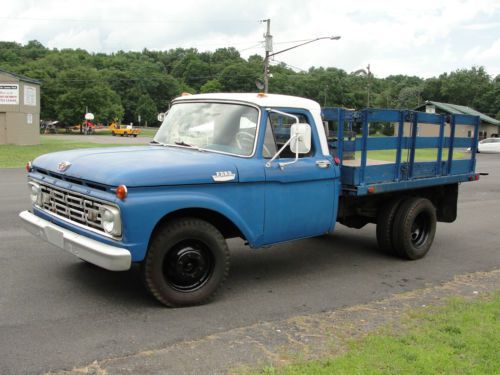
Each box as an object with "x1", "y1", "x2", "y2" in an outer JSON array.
[{"x1": 154, "y1": 102, "x2": 259, "y2": 156}]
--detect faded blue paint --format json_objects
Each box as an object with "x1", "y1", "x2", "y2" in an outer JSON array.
[
  {"x1": 26, "y1": 105, "x2": 478, "y2": 264},
  {"x1": 323, "y1": 107, "x2": 479, "y2": 196}
]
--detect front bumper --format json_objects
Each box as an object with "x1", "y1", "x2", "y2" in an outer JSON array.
[{"x1": 19, "y1": 210, "x2": 131, "y2": 271}]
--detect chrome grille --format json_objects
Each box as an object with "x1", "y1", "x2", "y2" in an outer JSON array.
[{"x1": 39, "y1": 183, "x2": 107, "y2": 233}]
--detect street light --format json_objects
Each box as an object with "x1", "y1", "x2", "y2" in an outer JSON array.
[
  {"x1": 353, "y1": 64, "x2": 373, "y2": 107},
  {"x1": 263, "y1": 31, "x2": 341, "y2": 93}
]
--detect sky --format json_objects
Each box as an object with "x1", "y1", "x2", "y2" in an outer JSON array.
[{"x1": 1, "y1": 0, "x2": 499, "y2": 78}]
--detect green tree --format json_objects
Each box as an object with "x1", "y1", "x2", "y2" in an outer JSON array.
[
  {"x1": 396, "y1": 86, "x2": 423, "y2": 109},
  {"x1": 54, "y1": 67, "x2": 123, "y2": 126},
  {"x1": 200, "y1": 79, "x2": 222, "y2": 93},
  {"x1": 219, "y1": 63, "x2": 259, "y2": 92},
  {"x1": 136, "y1": 94, "x2": 157, "y2": 126},
  {"x1": 0, "y1": 40, "x2": 498, "y2": 125},
  {"x1": 440, "y1": 67, "x2": 491, "y2": 107}
]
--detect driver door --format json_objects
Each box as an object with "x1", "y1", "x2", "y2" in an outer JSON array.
[{"x1": 261, "y1": 109, "x2": 338, "y2": 245}]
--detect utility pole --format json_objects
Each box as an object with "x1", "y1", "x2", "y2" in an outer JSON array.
[
  {"x1": 366, "y1": 64, "x2": 371, "y2": 108},
  {"x1": 262, "y1": 19, "x2": 272, "y2": 93},
  {"x1": 260, "y1": 20, "x2": 340, "y2": 93},
  {"x1": 354, "y1": 64, "x2": 373, "y2": 108}
]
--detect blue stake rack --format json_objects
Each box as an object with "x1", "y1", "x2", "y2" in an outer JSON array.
[{"x1": 322, "y1": 108, "x2": 480, "y2": 196}]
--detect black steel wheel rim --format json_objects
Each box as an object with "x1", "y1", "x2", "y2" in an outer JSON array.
[
  {"x1": 163, "y1": 240, "x2": 214, "y2": 292},
  {"x1": 410, "y1": 212, "x2": 430, "y2": 248}
]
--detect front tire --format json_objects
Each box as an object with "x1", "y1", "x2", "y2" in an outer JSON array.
[
  {"x1": 392, "y1": 197, "x2": 437, "y2": 260},
  {"x1": 142, "y1": 218, "x2": 230, "y2": 307}
]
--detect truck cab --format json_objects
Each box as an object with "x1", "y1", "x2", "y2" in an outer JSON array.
[{"x1": 20, "y1": 93, "x2": 479, "y2": 307}]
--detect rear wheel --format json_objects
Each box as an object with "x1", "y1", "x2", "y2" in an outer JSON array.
[
  {"x1": 376, "y1": 197, "x2": 405, "y2": 255},
  {"x1": 142, "y1": 218, "x2": 230, "y2": 307},
  {"x1": 111, "y1": 131, "x2": 116, "y2": 136},
  {"x1": 392, "y1": 197, "x2": 437, "y2": 260}
]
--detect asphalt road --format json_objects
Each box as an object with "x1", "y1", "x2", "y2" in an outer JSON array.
[{"x1": 1, "y1": 155, "x2": 499, "y2": 374}]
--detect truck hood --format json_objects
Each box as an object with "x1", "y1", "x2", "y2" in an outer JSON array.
[{"x1": 32, "y1": 146, "x2": 240, "y2": 187}]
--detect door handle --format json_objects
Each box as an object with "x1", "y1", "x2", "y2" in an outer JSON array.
[{"x1": 316, "y1": 160, "x2": 331, "y2": 168}]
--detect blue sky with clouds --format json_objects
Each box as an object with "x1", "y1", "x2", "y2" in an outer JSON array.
[{"x1": 1, "y1": 0, "x2": 499, "y2": 78}]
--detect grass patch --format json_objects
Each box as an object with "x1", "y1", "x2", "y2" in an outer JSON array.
[
  {"x1": 355, "y1": 148, "x2": 467, "y2": 162},
  {"x1": 138, "y1": 128, "x2": 158, "y2": 137},
  {"x1": 259, "y1": 292, "x2": 500, "y2": 374},
  {"x1": 0, "y1": 138, "x2": 125, "y2": 168}
]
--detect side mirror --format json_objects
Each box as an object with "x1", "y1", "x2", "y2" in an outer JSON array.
[
  {"x1": 157, "y1": 113, "x2": 165, "y2": 122},
  {"x1": 290, "y1": 123, "x2": 311, "y2": 154}
]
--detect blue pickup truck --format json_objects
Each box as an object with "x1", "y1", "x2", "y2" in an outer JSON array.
[{"x1": 20, "y1": 93, "x2": 481, "y2": 307}]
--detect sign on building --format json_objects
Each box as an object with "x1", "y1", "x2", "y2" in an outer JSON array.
[
  {"x1": 0, "y1": 83, "x2": 19, "y2": 105},
  {"x1": 24, "y1": 85, "x2": 37, "y2": 106}
]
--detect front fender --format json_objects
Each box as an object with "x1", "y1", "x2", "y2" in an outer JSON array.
[{"x1": 121, "y1": 184, "x2": 265, "y2": 261}]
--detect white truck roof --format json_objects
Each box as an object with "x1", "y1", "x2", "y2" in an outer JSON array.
[{"x1": 173, "y1": 93, "x2": 322, "y2": 112}]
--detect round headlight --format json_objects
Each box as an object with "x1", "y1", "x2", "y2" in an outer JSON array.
[
  {"x1": 100, "y1": 206, "x2": 121, "y2": 237},
  {"x1": 102, "y1": 209, "x2": 114, "y2": 232},
  {"x1": 29, "y1": 183, "x2": 40, "y2": 205}
]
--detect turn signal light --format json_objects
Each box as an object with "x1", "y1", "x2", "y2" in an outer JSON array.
[
  {"x1": 334, "y1": 156, "x2": 341, "y2": 165},
  {"x1": 367, "y1": 186, "x2": 376, "y2": 193},
  {"x1": 26, "y1": 161, "x2": 32, "y2": 172},
  {"x1": 116, "y1": 185, "x2": 128, "y2": 200}
]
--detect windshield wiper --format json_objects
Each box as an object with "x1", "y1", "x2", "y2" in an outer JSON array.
[
  {"x1": 150, "y1": 140, "x2": 167, "y2": 146},
  {"x1": 174, "y1": 141, "x2": 194, "y2": 147}
]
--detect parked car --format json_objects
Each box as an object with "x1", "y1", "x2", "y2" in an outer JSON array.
[
  {"x1": 109, "y1": 123, "x2": 141, "y2": 137},
  {"x1": 40, "y1": 120, "x2": 59, "y2": 134},
  {"x1": 478, "y1": 138, "x2": 500, "y2": 153}
]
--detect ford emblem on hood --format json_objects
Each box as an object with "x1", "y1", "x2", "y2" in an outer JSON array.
[{"x1": 57, "y1": 161, "x2": 72, "y2": 172}]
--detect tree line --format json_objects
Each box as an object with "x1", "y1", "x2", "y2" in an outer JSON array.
[{"x1": 0, "y1": 40, "x2": 499, "y2": 126}]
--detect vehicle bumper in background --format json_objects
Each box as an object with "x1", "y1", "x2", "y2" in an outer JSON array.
[{"x1": 19, "y1": 210, "x2": 131, "y2": 271}]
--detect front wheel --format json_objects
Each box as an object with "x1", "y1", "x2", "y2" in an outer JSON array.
[
  {"x1": 392, "y1": 197, "x2": 437, "y2": 260},
  {"x1": 141, "y1": 218, "x2": 230, "y2": 307}
]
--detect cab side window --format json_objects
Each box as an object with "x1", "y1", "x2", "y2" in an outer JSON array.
[{"x1": 262, "y1": 112, "x2": 313, "y2": 158}]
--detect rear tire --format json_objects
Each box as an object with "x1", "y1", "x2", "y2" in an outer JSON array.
[
  {"x1": 376, "y1": 197, "x2": 405, "y2": 255},
  {"x1": 142, "y1": 218, "x2": 230, "y2": 307},
  {"x1": 392, "y1": 197, "x2": 437, "y2": 260}
]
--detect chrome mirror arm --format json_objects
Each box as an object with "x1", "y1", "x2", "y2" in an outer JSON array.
[
  {"x1": 265, "y1": 135, "x2": 302, "y2": 169},
  {"x1": 278, "y1": 136, "x2": 301, "y2": 169},
  {"x1": 264, "y1": 108, "x2": 302, "y2": 170}
]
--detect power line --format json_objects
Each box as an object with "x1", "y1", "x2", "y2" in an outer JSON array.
[
  {"x1": 271, "y1": 60, "x2": 308, "y2": 73},
  {"x1": 0, "y1": 16, "x2": 259, "y2": 24},
  {"x1": 238, "y1": 43, "x2": 263, "y2": 52}
]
